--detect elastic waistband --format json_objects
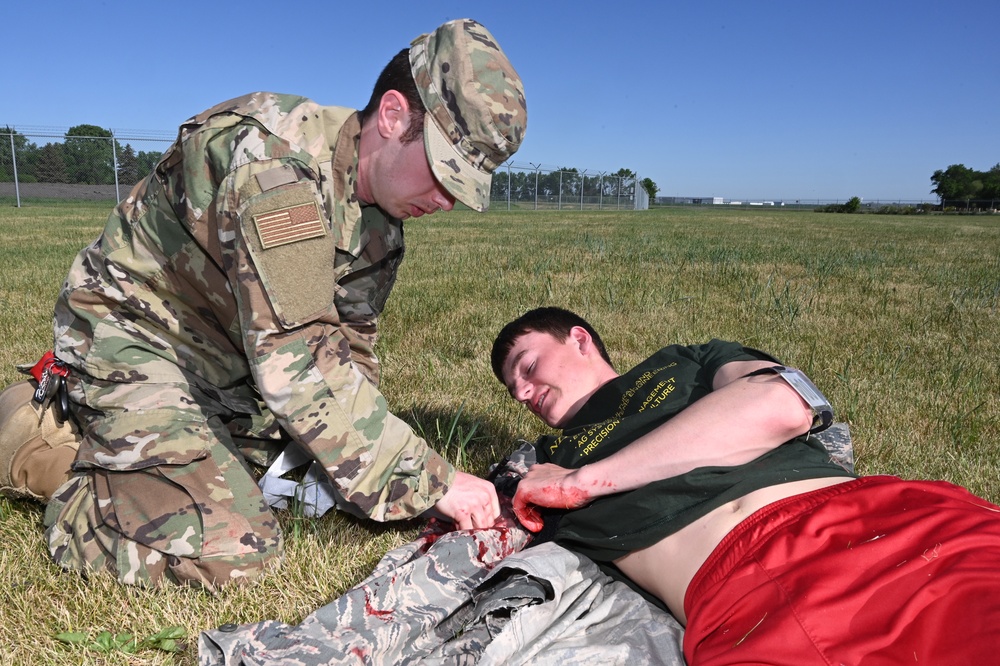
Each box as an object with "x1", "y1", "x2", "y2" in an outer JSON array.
[{"x1": 684, "y1": 475, "x2": 899, "y2": 616}]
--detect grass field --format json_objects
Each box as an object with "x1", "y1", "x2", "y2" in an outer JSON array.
[{"x1": 1, "y1": 202, "x2": 998, "y2": 664}]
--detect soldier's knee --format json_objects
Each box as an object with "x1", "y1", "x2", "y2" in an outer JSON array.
[
  {"x1": 163, "y1": 541, "x2": 284, "y2": 591},
  {"x1": 48, "y1": 515, "x2": 285, "y2": 591},
  {"x1": 45, "y1": 472, "x2": 284, "y2": 591}
]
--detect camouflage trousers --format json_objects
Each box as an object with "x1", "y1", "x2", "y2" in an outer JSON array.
[{"x1": 44, "y1": 376, "x2": 287, "y2": 591}]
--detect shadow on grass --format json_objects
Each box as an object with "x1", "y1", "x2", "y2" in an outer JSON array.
[{"x1": 400, "y1": 402, "x2": 524, "y2": 477}]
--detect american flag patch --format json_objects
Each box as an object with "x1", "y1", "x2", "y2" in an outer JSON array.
[{"x1": 253, "y1": 203, "x2": 326, "y2": 249}]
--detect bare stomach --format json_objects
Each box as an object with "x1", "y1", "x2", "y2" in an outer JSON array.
[{"x1": 614, "y1": 476, "x2": 853, "y2": 624}]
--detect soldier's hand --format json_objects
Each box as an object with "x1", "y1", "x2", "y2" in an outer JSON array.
[{"x1": 434, "y1": 471, "x2": 501, "y2": 530}]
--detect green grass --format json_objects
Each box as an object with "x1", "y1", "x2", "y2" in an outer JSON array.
[{"x1": 1, "y1": 203, "x2": 998, "y2": 664}]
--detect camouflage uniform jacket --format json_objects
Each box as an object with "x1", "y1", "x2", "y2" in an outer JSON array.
[
  {"x1": 52, "y1": 92, "x2": 454, "y2": 520},
  {"x1": 198, "y1": 523, "x2": 685, "y2": 665}
]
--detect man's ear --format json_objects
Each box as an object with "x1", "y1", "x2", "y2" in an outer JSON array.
[
  {"x1": 568, "y1": 325, "x2": 593, "y2": 355},
  {"x1": 376, "y1": 90, "x2": 411, "y2": 139}
]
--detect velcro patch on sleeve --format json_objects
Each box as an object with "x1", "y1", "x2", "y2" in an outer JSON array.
[
  {"x1": 254, "y1": 202, "x2": 326, "y2": 249},
  {"x1": 240, "y1": 180, "x2": 338, "y2": 328},
  {"x1": 255, "y1": 164, "x2": 298, "y2": 192}
]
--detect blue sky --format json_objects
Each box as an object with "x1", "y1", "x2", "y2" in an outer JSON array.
[{"x1": 4, "y1": 0, "x2": 998, "y2": 201}]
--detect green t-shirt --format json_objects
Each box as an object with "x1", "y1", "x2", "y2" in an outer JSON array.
[{"x1": 534, "y1": 339, "x2": 856, "y2": 562}]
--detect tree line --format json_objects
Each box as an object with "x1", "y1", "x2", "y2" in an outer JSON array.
[
  {"x1": 931, "y1": 163, "x2": 1000, "y2": 205},
  {"x1": 1, "y1": 125, "x2": 164, "y2": 186},
  {"x1": 489, "y1": 166, "x2": 659, "y2": 203}
]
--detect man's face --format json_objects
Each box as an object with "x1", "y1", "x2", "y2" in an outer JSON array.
[
  {"x1": 368, "y1": 134, "x2": 456, "y2": 220},
  {"x1": 502, "y1": 330, "x2": 603, "y2": 428}
]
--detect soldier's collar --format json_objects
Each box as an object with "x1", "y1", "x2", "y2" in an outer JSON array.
[{"x1": 330, "y1": 110, "x2": 364, "y2": 255}]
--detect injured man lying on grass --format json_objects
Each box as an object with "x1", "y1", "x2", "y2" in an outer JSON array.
[
  {"x1": 200, "y1": 307, "x2": 999, "y2": 665},
  {"x1": 491, "y1": 306, "x2": 1000, "y2": 665}
]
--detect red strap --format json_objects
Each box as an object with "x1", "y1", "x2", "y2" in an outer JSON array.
[{"x1": 28, "y1": 351, "x2": 69, "y2": 383}]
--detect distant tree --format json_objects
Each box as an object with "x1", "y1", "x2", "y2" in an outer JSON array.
[
  {"x1": 35, "y1": 143, "x2": 69, "y2": 183},
  {"x1": 559, "y1": 167, "x2": 580, "y2": 196},
  {"x1": 510, "y1": 168, "x2": 533, "y2": 202},
  {"x1": 931, "y1": 164, "x2": 977, "y2": 204},
  {"x1": 537, "y1": 168, "x2": 561, "y2": 197},
  {"x1": 0, "y1": 126, "x2": 35, "y2": 181},
  {"x1": 640, "y1": 177, "x2": 660, "y2": 201},
  {"x1": 117, "y1": 144, "x2": 140, "y2": 184},
  {"x1": 982, "y1": 163, "x2": 1000, "y2": 200},
  {"x1": 610, "y1": 168, "x2": 636, "y2": 198},
  {"x1": 135, "y1": 149, "x2": 164, "y2": 177},
  {"x1": 816, "y1": 196, "x2": 863, "y2": 214},
  {"x1": 63, "y1": 124, "x2": 116, "y2": 184},
  {"x1": 490, "y1": 166, "x2": 509, "y2": 202}
]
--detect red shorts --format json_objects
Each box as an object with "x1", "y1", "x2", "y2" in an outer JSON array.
[{"x1": 684, "y1": 476, "x2": 1000, "y2": 665}]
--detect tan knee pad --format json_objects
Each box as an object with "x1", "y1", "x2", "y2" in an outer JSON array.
[{"x1": 0, "y1": 380, "x2": 80, "y2": 502}]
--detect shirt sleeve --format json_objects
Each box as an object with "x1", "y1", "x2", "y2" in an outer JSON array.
[{"x1": 667, "y1": 339, "x2": 780, "y2": 386}]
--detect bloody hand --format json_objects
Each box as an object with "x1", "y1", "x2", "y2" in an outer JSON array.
[{"x1": 511, "y1": 463, "x2": 594, "y2": 532}]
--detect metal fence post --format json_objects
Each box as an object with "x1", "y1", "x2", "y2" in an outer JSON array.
[
  {"x1": 10, "y1": 131, "x2": 21, "y2": 208},
  {"x1": 580, "y1": 170, "x2": 587, "y2": 210},
  {"x1": 530, "y1": 163, "x2": 540, "y2": 210},
  {"x1": 111, "y1": 132, "x2": 120, "y2": 202},
  {"x1": 506, "y1": 162, "x2": 511, "y2": 211}
]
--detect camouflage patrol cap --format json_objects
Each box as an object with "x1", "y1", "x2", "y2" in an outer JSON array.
[{"x1": 409, "y1": 19, "x2": 527, "y2": 212}]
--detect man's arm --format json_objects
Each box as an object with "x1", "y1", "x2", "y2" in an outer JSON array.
[
  {"x1": 513, "y1": 359, "x2": 816, "y2": 530},
  {"x1": 218, "y1": 158, "x2": 499, "y2": 527}
]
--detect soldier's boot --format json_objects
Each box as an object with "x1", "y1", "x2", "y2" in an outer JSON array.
[{"x1": 0, "y1": 380, "x2": 80, "y2": 502}]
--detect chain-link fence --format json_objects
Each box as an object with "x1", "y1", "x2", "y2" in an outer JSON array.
[
  {"x1": 1, "y1": 128, "x2": 650, "y2": 211},
  {"x1": 659, "y1": 198, "x2": 1000, "y2": 213},
  {"x1": 488, "y1": 163, "x2": 647, "y2": 210},
  {"x1": 1, "y1": 127, "x2": 174, "y2": 205},
  {"x1": 655, "y1": 196, "x2": 958, "y2": 211},
  {"x1": 13, "y1": 128, "x2": 986, "y2": 213}
]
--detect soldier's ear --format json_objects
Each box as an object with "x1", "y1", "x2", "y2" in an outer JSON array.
[{"x1": 376, "y1": 90, "x2": 410, "y2": 139}]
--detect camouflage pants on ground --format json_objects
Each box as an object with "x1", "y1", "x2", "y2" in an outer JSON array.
[{"x1": 44, "y1": 377, "x2": 286, "y2": 590}]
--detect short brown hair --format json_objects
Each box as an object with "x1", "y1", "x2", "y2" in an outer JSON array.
[{"x1": 491, "y1": 307, "x2": 612, "y2": 383}]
